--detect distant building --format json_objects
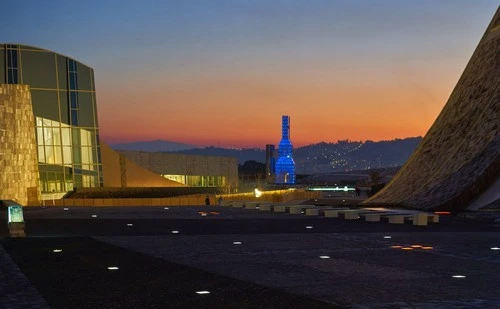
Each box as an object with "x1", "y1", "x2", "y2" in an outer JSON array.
[
  {"x1": 104, "y1": 149, "x2": 238, "y2": 192},
  {"x1": 275, "y1": 115, "x2": 295, "y2": 184},
  {"x1": 265, "y1": 144, "x2": 276, "y2": 183}
]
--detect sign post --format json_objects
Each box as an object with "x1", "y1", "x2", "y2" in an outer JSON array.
[{"x1": 8, "y1": 205, "x2": 25, "y2": 237}]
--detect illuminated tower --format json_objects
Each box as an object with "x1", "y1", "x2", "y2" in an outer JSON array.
[{"x1": 275, "y1": 115, "x2": 295, "y2": 184}]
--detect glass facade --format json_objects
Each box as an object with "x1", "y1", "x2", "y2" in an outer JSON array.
[
  {"x1": 1, "y1": 44, "x2": 103, "y2": 194},
  {"x1": 162, "y1": 175, "x2": 226, "y2": 187},
  {"x1": 275, "y1": 115, "x2": 296, "y2": 184}
]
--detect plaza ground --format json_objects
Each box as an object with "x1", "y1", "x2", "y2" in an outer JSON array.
[{"x1": 1, "y1": 205, "x2": 500, "y2": 308}]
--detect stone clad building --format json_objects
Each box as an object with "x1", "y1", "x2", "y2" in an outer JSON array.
[
  {"x1": 1, "y1": 44, "x2": 238, "y2": 205},
  {"x1": 1, "y1": 44, "x2": 102, "y2": 202},
  {"x1": 0, "y1": 84, "x2": 40, "y2": 205},
  {"x1": 365, "y1": 7, "x2": 500, "y2": 211}
]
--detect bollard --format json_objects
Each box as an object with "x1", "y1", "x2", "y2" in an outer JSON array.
[{"x1": 8, "y1": 205, "x2": 25, "y2": 237}]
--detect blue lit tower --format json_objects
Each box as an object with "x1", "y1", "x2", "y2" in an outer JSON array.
[{"x1": 275, "y1": 115, "x2": 295, "y2": 184}]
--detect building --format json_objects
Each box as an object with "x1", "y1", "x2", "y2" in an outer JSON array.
[
  {"x1": 365, "y1": 7, "x2": 500, "y2": 211},
  {"x1": 1, "y1": 44, "x2": 238, "y2": 205},
  {"x1": 100, "y1": 146, "x2": 238, "y2": 192},
  {"x1": 265, "y1": 144, "x2": 276, "y2": 183},
  {"x1": 275, "y1": 115, "x2": 295, "y2": 184},
  {"x1": 1, "y1": 44, "x2": 102, "y2": 203}
]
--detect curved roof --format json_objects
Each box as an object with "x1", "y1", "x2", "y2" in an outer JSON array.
[{"x1": 1, "y1": 43, "x2": 93, "y2": 69}]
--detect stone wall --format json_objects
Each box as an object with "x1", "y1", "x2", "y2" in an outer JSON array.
[
  {"x1": 365, "y1": 7, "x2": 500, "y2": 211},
  {"x1": 0, "y1": 84, "x2": 40, "y2": 205}
]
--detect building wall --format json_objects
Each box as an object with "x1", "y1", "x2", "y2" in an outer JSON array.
[
  {"x1": 0, "y1": 84, "x2": 40, "y2": 205},
  {"x1": 118, "y1": 150, "x2": 238, "y2": 190},
  {"x1": 0, "y1": 44, "x2": 102, "y2": 196},
  {"x1": 365, "y1": 7, "x2": 500, "y2": 211},
  {"x1": 100, "y1": 143, "x2": 185, "y2": 187}
]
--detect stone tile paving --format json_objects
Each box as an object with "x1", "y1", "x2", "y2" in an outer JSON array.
[
  {"x1": 20, "y1": 206, "x2": 289, "y2": 220},
  {"x1": 99, "y1": 232, "x2": 500, "y2": 308},
  {"x1": 0, "y1": 244, "x2": 50, "y2": 309}
]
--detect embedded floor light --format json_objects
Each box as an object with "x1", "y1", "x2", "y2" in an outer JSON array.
[
  {"x1": 196, "y1": 291, "x2": 210, "y2": 295},
  {"x1": 306, "y1": 226, "x2": 313, "y2": 229},
  {"x1": 233, "y1": 241, "x2": 242, "y2": 245},
  {"x1": 107, "y1": 266, "x2": 119, "y2": 270},
  {"x1": 63, "y1": 208, "x2": 69, "y2": 211},
  {"x1": 164, "y1": 207, "x2": 169, "y2": 210},
  {"x1": 319, "y1": 255, "x2": 330, "y2": 259},
  {"x1": 383, "y1": 236, "x2": 392, "y2": 239},
  {"x1": 53, "y1": 249, "x2": 63, "y2": 253},
  {"x1": 452, "y1": 275, "x2": 466, "y2": 278},
  {"x1": 171, "y1": 230, "x2": 179, "y2": 234},
  {"x1": 127, "y1": 223, "x2": 133, "y2": 226},
  {"x1": 491, "y1": 247, "x2": 500, "y2": 250},
  {"x1": 91, "y1": 214, "x2": 97, "y2": 218}
]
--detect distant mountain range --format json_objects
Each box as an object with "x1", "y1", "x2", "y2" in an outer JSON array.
[
  {"x1": 110, "y1": 140, "x2": 196, "y2": 152},
  {"x1": 110, "y1": 137, "x2": 423, "y2": 174}
]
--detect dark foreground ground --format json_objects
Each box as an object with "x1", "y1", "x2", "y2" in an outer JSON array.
[{"x1": 1, "y1": 206, "x2": 500, "y2": 308}]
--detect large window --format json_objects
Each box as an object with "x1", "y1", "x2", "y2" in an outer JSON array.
[
  {"x1": 161, "y1": 175, "x2": 226, "y2": 187},
  {"x1": 68, "y1": 59, "x2": 79, "y2": 126},
  {"x1": 6, "y1": 45, "x2": 19, "y2": 84},
  {"x1": 36, "y1": 116, "x2": 98, "y2": 169}
]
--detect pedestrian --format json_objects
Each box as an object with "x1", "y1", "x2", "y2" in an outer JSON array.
[
  {"x1": 218, "y1": 196, "x2": 223, "y2": 206},
  {"x1": 205, "y1": 195, "x2": 210, "y2": 206}
]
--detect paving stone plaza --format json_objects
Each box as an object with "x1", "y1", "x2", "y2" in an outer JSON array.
[{"x1": 1, "y1": 205, "x2": 499, "y2": 308}]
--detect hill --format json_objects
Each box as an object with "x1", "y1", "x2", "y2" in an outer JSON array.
[
  {"x1": 110, "y1": 137, "x2": 422, "y2": 174},
  {"x1": 110, "y1": 140, "x2": 196, "y2": 152}
]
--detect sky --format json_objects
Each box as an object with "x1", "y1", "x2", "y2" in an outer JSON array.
[{"x1": 2, "y1": 0, "x2": 499, "y2": 148}]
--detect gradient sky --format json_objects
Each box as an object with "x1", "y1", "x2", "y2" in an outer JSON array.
[{"x1": 3, "y1": 0, "x2": 499, "y2": 148}]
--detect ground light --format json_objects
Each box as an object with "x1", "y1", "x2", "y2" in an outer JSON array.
[
  {"x1": 107, "y1": 266, "x2": 119, "y2": 270},
  {"x1": 384, "y1": 236, "x2": 392, "y2": 239},
  {"x1": 91, "y1": 214, "x2": 97, "y2": 218},
  {"x1": 63, "y1": 208, "x2": 68, "y2": 211},
  {"x1": 233, "y1": 241, "x2": 242, "y2": 245},
  {"x1": 171, "y1": 230, "x2": 179, "y2": 234},
  {"x1": 164, "y1": 207, "x2": 169, "y2": 210},
  {"x1": 196, "y1": 291, "x2": 210, "y2": 295},
  {"x1": 53, "y1": 249, "x2": 62, "y2": 253},
  {"x1": 127, "y1": 223, "x2": 133, "y2": 226},
  {"x1": 319, "y1": 256, "x2": 330, "y2": 259},
  {"x1": 306, "y1": 226, "x2": 313, "y2": 229},
  {"x1": 491, "y1": 247, "x2": 500, "y2": 250},
  {"x1": 452, "y1": 275, "x2": 466, "y2": 278}
]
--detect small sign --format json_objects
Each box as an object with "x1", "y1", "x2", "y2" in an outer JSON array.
[{"x1": 8, "y1": 206, "x2": 24, "y2": 223}]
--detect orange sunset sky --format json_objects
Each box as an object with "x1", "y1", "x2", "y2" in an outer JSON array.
[{"x1": 5, "y1": 0, "x2": 499, "y2": 148}]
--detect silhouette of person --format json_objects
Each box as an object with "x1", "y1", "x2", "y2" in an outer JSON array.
[{"x1": 205, "y1": 196, "x2": 210, "y2": 206}]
